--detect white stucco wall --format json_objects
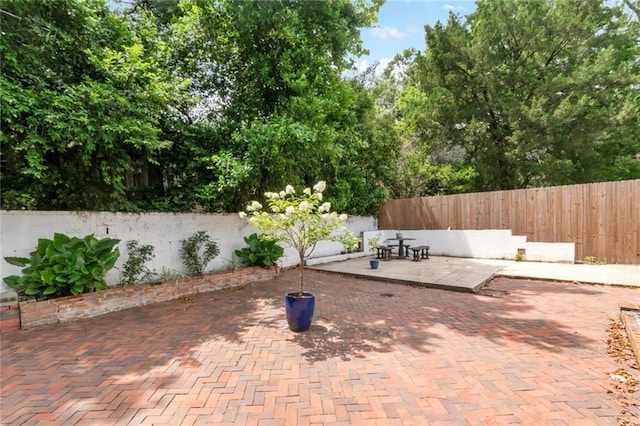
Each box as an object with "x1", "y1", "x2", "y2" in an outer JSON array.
[
  {"x1": 0, "y1": 210, "x2": 575, "y2": 293},
  {"x1": 0, "y1": 211, "x2": 376, "y2": 291},
  {"x1": 362, "y1": 229, "x2": 574, "y2": 263},
  {"x1": 521, "y1": 242, "x2": 575, "y2": 263}
]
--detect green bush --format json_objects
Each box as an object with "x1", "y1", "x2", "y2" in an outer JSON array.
[
  {"x1": 121, "y1": 240, "x2": 155, "y2": 285},
  {"x1": 3, "y1": 233, "x2": 120, "y2": 300},
  {"x1": 234, "y1": 233, "x2": 284, "y2": 267},
  {"x1": 180, "y1": 231, "x2": 220, "y2": 276}
]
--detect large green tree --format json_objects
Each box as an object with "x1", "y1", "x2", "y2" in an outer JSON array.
[
  {"x1": 1, "y1": 0, "x2": 395, "y2": 215},
  {"x1": 400, "y1": 0, "x2": 640, "y2": 192},
  {"x1": 368, "y1": 50, "x2": 476, "y2": 199},
  {"x1": 155, "y1": 0, "x2": 390, "y2": 213}
]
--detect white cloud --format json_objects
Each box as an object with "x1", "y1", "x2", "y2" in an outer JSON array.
[
  {"x1": 355, "y1": 59, "x2": 371, "y2": 75},
  {"x1": 352, "y1": 59, "x2": 389, "y2": 78},
  {"x1": 372, "y1": 26, "x2": 408, "y2": 40},
  {"x1": 443, "y1": 3, "x2": 469, "y2": 11},
  {"x1": 377, "y1": 58, "x2": 393, "y2": 75},
  {"x1": 353, "y1": 58, "x2": 404, "y2": 79}
]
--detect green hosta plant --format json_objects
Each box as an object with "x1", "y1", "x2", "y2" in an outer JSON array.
[
  {"x1": 239, "y1": 181, "x2": 359, "y2": 294},
  {"x1": 234, "y1": 233, "x2": 284, "y2": 267},
  {"x1": 3, "y1": 233, "x2": 120, "y2": 300}
]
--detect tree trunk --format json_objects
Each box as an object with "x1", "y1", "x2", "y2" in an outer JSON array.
[{"x1": 298, "y1": 253, "x2": 304, "y2": 294}]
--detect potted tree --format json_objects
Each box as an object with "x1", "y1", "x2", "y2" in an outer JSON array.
[
  {"x1": 239, "y1": 181, "x2": 358, "y2": 331},
  {"x1": 368, "y1": 232, "x2": 383, "y2": 269}
]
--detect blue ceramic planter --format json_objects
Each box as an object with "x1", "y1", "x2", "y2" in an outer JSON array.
[
  {"x1": 370, "y1": 260, "x2": 379, "y2": 269},
  {"x1": 285, "y1": 292, "x2": 315, "y2": 332}
]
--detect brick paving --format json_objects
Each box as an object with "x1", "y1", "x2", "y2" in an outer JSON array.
[{"x1": 1, "y1": 269, "x2": 638, "y2": 425}]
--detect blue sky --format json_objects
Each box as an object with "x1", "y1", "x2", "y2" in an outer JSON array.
[{"x1": 357, "y1": 0, "x2": 477, "y2": 74}]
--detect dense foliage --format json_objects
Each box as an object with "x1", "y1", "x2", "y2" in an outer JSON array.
[
  {"x1": 382, "y1": 0, "x2": 640, "y2": 197},
  {"x1": 1, "y1": 0, "x2": 637, "y2": 213},
  {"x1": 1, "y1": 0, "x2": 390, "y2": 214},
  {"x1": 3, "y1": 233, "x2": 120, "y2": 300},
  {"x1": 0, "y1": 0, "x2": 186, "y2": 210}
]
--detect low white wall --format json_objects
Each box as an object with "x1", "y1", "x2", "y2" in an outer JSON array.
[
  {"x1": 0, "y1": 211, "x2": 376, "y2": 291},
  {"x1": 522, "y1": 242, "x2": 575, "y2": 263},
  {"x1": 0, "y1": 210, "x2": 575, "y2": 293},
  {"x1": 362, "y1": 229, "x2": 574, "y2": 263}
]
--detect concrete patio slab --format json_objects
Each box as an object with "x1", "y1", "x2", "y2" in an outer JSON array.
[
  {"x1": 309, "y1": 255, "x2": 640, "y2": 291},
  {"x1": 498, "y1": 261, "x2": 640, "y2": 287},
  {"x1": 309, "y1": 255, "x2": 512, "y2": 293}
]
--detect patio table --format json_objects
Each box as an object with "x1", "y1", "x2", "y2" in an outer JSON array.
[{"x1": 386, "y1": 237, "x2": 415, "y2": 259}]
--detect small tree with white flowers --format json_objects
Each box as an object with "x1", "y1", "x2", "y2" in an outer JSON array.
[{"x1": 240, "y1": 181, "x2": 359, "y2": 294}]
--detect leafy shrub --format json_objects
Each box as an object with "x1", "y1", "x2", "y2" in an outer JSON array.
[
  {"x1": 3, "y1": 233, "x2": 120, "y2": 300},
  {"x1": 180, "y1": 231, "x2": 220, "y2": 276},
  {"x1": 121, "y1": 240, "x2": 155, "y2": 285},
  {"x1": 234, "y1": 233, "x2": 284, "y2": 267}
]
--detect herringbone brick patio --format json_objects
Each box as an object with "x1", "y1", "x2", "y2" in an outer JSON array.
[{"x1": 1, "y1": 269, "x2": 638, "y2": 425}]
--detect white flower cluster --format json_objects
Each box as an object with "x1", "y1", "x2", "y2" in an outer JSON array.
[
  {"x1": 318, "y1": 202, "x2": 331, "y2": 213},
  {"x1": 298, "y1": 201, "x2": 310, "y2": 212},
  {"x1": 320, "y1": 212, "x2": 348, "y2": 221},
  {"x1": 246, "y1": 201, "x2": 262, "y2": 211},
  {"x1": 313, "y1": 181, "x2": 326, "y2": 193},
  {"x1": 239, "y1": 181, "x2": 340, "y2": 222}
]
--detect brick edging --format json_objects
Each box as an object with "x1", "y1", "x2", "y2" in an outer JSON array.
[
  {"x1": 0, "y1": 298, "x2": 20, "y2": 332},
  {"x1": 18, "y1": 266, "x2": 277, "y2": 330},
  {"x1": 620, "y1": 303, "x2": 640, "y2": 367}
]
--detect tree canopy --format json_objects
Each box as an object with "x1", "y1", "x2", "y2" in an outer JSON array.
[
  {"x1": 2, "y1": 0, "x2": 393, "y2": 214},
  {"x1": 1, "y1": 0, "x2": 637, "y2": 213},
  {"x1": 389, "y1": 0, "x2": 639, "y2": 195},
  {"x1": 1, "y1": 0, "x2": 186, "y2": 210}
]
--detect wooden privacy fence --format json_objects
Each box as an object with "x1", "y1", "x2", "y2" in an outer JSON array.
[{"x1": 379, "y1": 179, "x2": 640, "y2": 264}]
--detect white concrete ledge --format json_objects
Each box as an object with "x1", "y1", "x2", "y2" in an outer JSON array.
[
  {"x1": 305, "y1": 251, "x2": 370, "y2": 266},
  {"x1": 362, "y1": 229, "x2": 575, "y2": 263}
]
